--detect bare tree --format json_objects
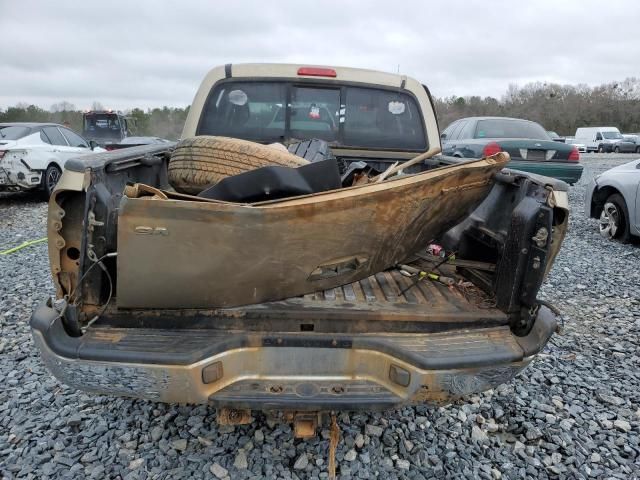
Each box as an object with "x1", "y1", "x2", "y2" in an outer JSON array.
[{"x1": 50, "y1": 101, "x2": 76, "y2": 112}]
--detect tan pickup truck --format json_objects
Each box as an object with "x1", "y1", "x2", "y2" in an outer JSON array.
[{"x1": 31, "y1": 64, "x2": 568, "y2": 426}]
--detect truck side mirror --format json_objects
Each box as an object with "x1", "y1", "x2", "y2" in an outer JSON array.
[{"x1": 89, "y1": 140, "x2": 98, "y2": 150}]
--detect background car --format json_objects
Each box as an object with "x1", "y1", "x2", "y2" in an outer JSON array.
[
  {"x1": 585, "y1": 159, "x2": 640, "y2": 242},
  {"x1": 603, "y1": 135, "x2": 638, "y2": 153},
  {"x1": 622, "y1": 134, "x2": 640, "y2": 153},
  {"x1": 547, "y1": 131, "x2": 566, "y2": 143},
  {"x1": 564, "y1": 136, "x2": 587, "y2": 153},
  {"x1": 0, "y1": 122, "x2": 101, "y2": 195},
  {"x1": 441, "y1": 116, "x2": 583, "y2": 184}
]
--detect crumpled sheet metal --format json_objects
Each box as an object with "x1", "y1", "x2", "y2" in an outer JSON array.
[{"x1": 116, "y1": 153, "x2": 509, "y2": 309}]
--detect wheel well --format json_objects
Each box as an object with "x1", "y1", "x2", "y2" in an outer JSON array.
[
  {"x1": 40, "y1": 161, "x2": 63, "y2": 191},
  {"x1": 591, "y1": 186, "x2": 621, "y2": 218},
  {"x1": 46, "y1": 161, "x2": 62, "y2": 171}
]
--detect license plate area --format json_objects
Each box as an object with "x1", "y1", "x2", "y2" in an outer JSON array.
[{"x1": 526, "y1": 149, "x2": 546, "y2": 161}]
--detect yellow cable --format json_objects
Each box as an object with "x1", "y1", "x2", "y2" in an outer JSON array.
[{"x1": 0, "y1": 237, "x2": 48, "y2": 255}]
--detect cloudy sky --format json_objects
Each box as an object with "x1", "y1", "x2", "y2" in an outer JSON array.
[{"x1": 1, "y1": 0, "x2": 637, "y2": 110}]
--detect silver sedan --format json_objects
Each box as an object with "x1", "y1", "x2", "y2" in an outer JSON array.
[{"x1": 585, "y1": 159, "x2": 640, "y2": 242}]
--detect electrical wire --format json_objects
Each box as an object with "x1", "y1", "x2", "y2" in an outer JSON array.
[{"x1": 50, "y1": 252, "x2": 117, "y2": 331}]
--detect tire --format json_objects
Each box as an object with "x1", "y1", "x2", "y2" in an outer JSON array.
[
  {"x1": 614, "y1": 146, "x2": 620, "y2": 153},
  {"x1": 168, "y1": 136, "x2": 309, "y2": 194},
  {"x1": 287, "y1": 138, "x2": 346, "y2": 174},
  {"x1": 599, "y1": 193, "x2": 631, "y2": 243},
  {"x1": 43, "y1": 164, "x2": 62, "y2": 197},
  {"x1": 597, "y1": 145, "x2": 605, "y2": 153},
  {"x1": 635, "y1": 146, "x2": 640, "y2": 153}
]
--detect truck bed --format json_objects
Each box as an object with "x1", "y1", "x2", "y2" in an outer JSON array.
[{"x1": 96, "y1": 267, "x2": 507, "y2": 334}]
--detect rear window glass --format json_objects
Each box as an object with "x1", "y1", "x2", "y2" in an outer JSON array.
[
  {"x1": 84, "y1": 114, "x2": 121, "y2": 131},
  {"x1": 0, "y1": 126, "x2": 31, "y2": 140},
  {"x1": 199, "y1": 82, "x2": 287, "y2": 141},
  {"x1": 60, "y1": 128, "x2": 88, "y2": 148},
  {"x1": 42, "y1": 126, "x2": 68, "y2": 146},
  {"x1": 475, "y1": 119, "x2": 549, "y2": 140},
  {"x1": 198, "y1": 81, "x2": 427, "y2": 150},
  {"x1": 343, "y1": 87, "x2": 425, "y2": 149}
]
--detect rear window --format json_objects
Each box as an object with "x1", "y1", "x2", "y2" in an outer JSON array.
[
  {"x1": 0, "y1": 126, "x2": 31, "y2": 140},
  {"x1": 475, "y1": 119, "x2": 549, "y2": 140},
  {"x1": 198, "y1": 81, "x2": 426, "y2": 150},
  {"x1": 84, "y1": 114, "x2": 121, "y2": 131}
]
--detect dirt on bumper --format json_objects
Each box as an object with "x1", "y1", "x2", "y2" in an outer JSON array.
[{"x1": 30, "y1": 302, "x2": 556, "y2": 410}]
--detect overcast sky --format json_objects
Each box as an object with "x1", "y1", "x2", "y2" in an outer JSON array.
[{"x1": 1, "y1": 0, "x2": 638, "y2": 111}]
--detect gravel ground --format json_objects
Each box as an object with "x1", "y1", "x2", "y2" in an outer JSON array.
[{"x1": 1, "y1": 154, "x2": 639, "y2": 479}]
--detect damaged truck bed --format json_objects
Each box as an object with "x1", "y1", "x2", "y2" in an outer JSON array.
[
  {"x1": 32, "y1": 259, "x2": 554, "y2": 408},
  {"x1": 31, "y1": 64, "x2": 569, "y2": 416}
]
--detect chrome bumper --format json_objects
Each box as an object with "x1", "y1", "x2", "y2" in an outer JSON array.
[{"x1": 31, "y1": 301, "x2": 556, "y2": 410}]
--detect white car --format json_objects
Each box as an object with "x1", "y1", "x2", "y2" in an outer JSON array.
[
  {"x1": 0, "y1": 122, "x2": 103, "y2": 196},
  {"x1": 564, "y1": 137, "x2": 587, "y2": 153},
  {"x1": 585, "y1": 158, "x2": 640, "y2": 243}
]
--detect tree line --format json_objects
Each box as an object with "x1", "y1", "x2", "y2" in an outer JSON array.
[
  {"x1": 0, "y1": 102, "x2": 189, "y2": 141},
  {"x1": 434, "y1": 77, "x2": 640, "y2": 135},
  {"x1": 2, "y1": 77, "x2": 640, "y2": 138}
]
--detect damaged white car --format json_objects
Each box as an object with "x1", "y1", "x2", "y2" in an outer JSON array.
[{"x1": 0, "y1": 123, "x2": 102, "y2": 196}]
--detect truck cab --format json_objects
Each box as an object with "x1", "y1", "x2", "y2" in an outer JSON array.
[{"x1": 82, "y1": 110, "x2": 134, "y2": 147}]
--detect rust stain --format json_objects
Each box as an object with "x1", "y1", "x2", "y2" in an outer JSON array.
[
  {"x1": 90, "y1": 331, "x2": 126, "y2": 343},
  {"x1": 217, "y1": 407, "x2": 253, "y2": 425}
]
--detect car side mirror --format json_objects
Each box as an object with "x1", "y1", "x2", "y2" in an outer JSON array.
[
  {"x1": 440, "y1": 133, "x2": 447, "y2": 140},
  {"x1": 89, "y1": 140, "x2": 98, "y2": 150}
]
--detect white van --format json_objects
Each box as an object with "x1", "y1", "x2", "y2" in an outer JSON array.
[{"x1": 574, "y1": 127, "x2": 623, "y2": 152}]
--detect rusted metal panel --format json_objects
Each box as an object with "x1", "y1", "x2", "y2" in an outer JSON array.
[{"x1": 116, "y1": 155, "x2": 508, "y2": 309}]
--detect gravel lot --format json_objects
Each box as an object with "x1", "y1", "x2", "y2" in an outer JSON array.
[{"x1": 1, "y1": 154, "x2": 639, "y2": 479}]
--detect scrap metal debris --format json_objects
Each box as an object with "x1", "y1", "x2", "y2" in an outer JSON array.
[{"x1": 328, "y1": 413, "x2": 340, "y2": 480}]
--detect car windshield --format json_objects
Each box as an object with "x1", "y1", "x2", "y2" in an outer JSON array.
[
  {"x1": 0, "y1": 125, "x2": 31, "y2": 140},
  {"x1": 475, "y1": 119, "x2": 549, "y2": 140},
  {"x1": 198, "y1": 81, "x2": 427, "y2": 150},
  {"x1": 602, "y1": 131, "x2": 622, "y2": 139}
]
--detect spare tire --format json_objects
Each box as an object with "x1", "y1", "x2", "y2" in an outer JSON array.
[{"x1": 168, "y1": 136, "x2": 309, "y2": 194}]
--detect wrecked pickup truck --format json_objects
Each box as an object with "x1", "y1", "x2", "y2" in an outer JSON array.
[{"x1": 31, "y1": 64, "x2": 569, "y2": 423}]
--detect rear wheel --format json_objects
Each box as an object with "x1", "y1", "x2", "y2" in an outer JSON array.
[
  {"x1": 635, "y1": 146, "x2": 640, "y2": 153},
  {"x1": 43, "y1": 164, "x2": 62, "y2": 197},
  {"x1": 599, "y1": 193, "x2": 631, "y2": 243}
]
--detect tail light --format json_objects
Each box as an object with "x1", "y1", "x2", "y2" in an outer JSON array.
[
  {"x1": 105, "y1": 145, "x2": 115, "y2": 151},
  {"x1": 482, "y1": 142, "x2": 502, "y2": 157},
  {"x1": 297, "y1": 67, "x2": 337, "y2": 78},
  {"x1": 568, "y1": 146, "x2": 580, "y2": 162},
  {"x1": 0, "y1": 150, "x2": 5, "y2": 160}
]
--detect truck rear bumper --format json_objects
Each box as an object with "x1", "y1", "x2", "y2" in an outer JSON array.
[{"x1": 30, "y1": 300, "x2": 557, "y2": 410}]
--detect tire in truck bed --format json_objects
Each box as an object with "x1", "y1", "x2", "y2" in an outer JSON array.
[{"x1": 168, "y1": 136, "x2": 309, "y2": 194}]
